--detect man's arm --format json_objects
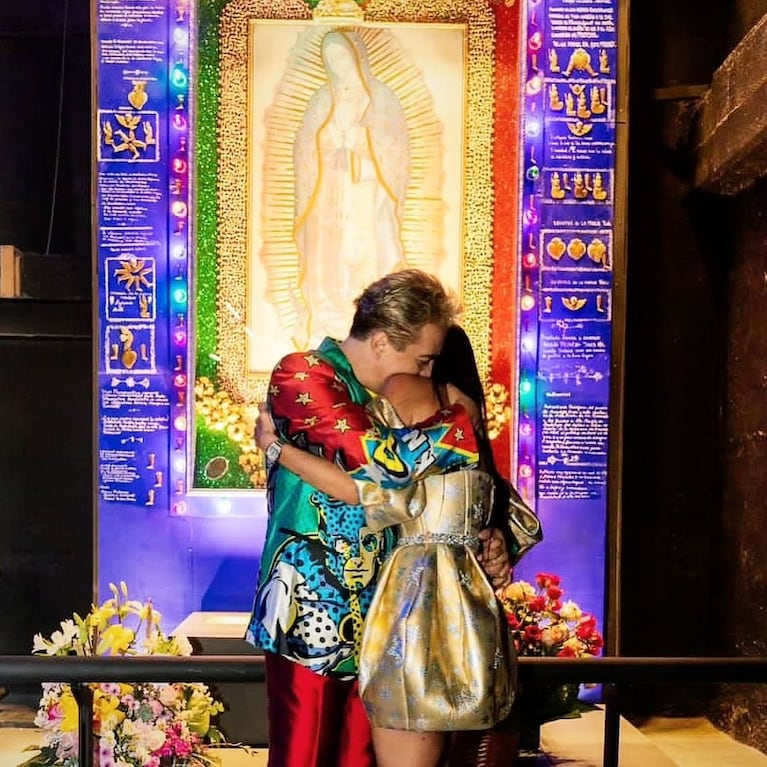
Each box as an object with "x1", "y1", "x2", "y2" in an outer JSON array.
[{"x1": 267, "y1": 351, "x2": 478, "y2": 486}]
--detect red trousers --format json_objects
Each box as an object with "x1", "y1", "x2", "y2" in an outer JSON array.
[{"x1": 265, "y1": 652, "x2": 375, "y2": 767}]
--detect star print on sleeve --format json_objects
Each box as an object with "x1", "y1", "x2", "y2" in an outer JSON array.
[
  {"x1": 268, "y1": 351, "x2": 378, "y2": 466},
  {"x1": 267, "y1": 349, "x2": 480, "y2": 478}
]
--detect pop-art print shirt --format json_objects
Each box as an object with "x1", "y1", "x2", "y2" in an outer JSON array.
[{"x1": 246, "y1": 337, "x2": 478, "y2": 678}]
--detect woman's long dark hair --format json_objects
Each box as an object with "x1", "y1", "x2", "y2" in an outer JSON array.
[{"x1": 431, "y1": 324, "x2": 511, "y2": 528}]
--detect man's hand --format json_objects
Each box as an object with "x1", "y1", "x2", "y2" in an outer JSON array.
[
  {"x1": 255, "y1": 403, "x2": 278, "y2": 452},
  {"x1": 477, "y1": 527, "x2": 512, "y2": 590}
]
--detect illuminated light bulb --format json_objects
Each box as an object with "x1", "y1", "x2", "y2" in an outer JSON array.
[
  {"x1": 526, "y1": 166, "x2": 540, "y2": 182},
  {"x1": 174, "y1": 373, "x2": 187, "y2": 388},
  {"x1": 523, "y1": 207, "x2": 539, "y2": 225},
  {"x1": 523, "y1": 252, "x2": 537, "y2": 268},
  {"x1": 172, "y1": 158, "x2": 188, "y2": 174},
  {"x1": 171, "y1": 201, "x2": 188, "y2": 218},
  {"x1": 525, "y1": 73, "x2": 543, "y2": 96},
  {"x1": 174, "y1": 415, "x2": 187, "y2": 431},
  {"x1": 173, "y1": 27, "x2": 189, "y2": 46},
  {"x1": 520, "y1": 293, "x2": 536, "y2": 311},
  {"x1": 528, "y1": 31, "x2": 543, "y2": 52},
  {"x1": 173, "y1": 287, "x2": 188, "y2": 304},
  {"x1": 172, "y1": 67, "x2": 188, "y2": 89},
  {"x1": 172, "y1": 113, "x2": 187, "y2": 130},
  {"x1": 174, "y1": 330, "x2": 187, "y2": 345},
  {"x1": 216, "y1": 499, "x2": 232, "y2": 515},
  {"x1": 520, "y1": 379, "x2": 533, "y2": 396},
  {"x1": 519, "y1": 464, "x2": 534, "y2": 479},
  {"x1": 172, "y1": 502, "x2": 188, "y2": 516},
  {"x1": 524, "y1": 119, "x2": 541, "y2": 138},
  {"x1": 520, "y1": 422, "x2": 534, "y2": 437},
  {"x1": 173, "y1": 245, "x2": 186, "y2": 259},
  {"x1": 173, "y1": 456, "x2": 186, "y2": 474},
  {"x1": 521, "y1": 336, "x2": 536, "y2": 353}
]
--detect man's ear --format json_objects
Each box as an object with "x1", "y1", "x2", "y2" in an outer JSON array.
[{"x1": 369, "y1": 330, "x2": 390, "y2": 357}]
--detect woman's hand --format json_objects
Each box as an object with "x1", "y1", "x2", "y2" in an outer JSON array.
[
  {"x1": 255, "y1": 403, "x2": 278, "y2": 451},
  {"x1": 477, "y1": 527, "x2": 512, "y2": 589}
]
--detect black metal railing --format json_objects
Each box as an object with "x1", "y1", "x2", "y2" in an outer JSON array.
[{"x1": 3, "y1": 655, "x2": 767, "y2": 767}]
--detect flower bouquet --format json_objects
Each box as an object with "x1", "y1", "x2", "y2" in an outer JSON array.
[
  {"x1": 496, "y1": 572, "x2": 604, "y2": 749},
  {"x1": 21, "y1": 582, "x2": 225, "y2": 767}
]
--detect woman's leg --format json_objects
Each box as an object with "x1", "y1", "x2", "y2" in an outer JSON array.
[{"x1": 372, "y1": 727, "x2": 447, "y2": 767}]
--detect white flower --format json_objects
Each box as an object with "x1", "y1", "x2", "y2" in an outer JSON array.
[
  {"x1": 173, "y1": 633, "x2": 193, "y2": 656},
  {"x1": 159, "y1": 684, "x2": 182, "y2": 706},
  {"x1": 46, "y1": 619, "x2": 78, "y2": 654},
  {"x1": 32, "y1": 633, "x2": 49, "y2": 654}
]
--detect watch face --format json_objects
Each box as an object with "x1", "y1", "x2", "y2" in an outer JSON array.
[{"x1": 266, "y1": 441, "x2": 282, "y2": 463}]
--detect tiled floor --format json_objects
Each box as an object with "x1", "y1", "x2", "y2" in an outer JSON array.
[{"x1": 3, "y1": 694, "x2": 767, "y2": 767}]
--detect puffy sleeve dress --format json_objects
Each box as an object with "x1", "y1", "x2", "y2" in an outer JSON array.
[{"x1": 357, "y1": 402, "x2": 516, "y2": 732}]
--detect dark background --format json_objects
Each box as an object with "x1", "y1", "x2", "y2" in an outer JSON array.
[{"x1": 3, "y1": 0, "x2": 767, "y2": 751}]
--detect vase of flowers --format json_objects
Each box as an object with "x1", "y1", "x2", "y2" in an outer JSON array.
[
  {"x1": 496, "y1": 572, "x2": 604, "y2": 753},
  {"x1": 22, "y1": 582, "x2": 225, "y2": 767}
]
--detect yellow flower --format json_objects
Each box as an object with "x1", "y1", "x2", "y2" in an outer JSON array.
[
  {"x1": 93, "y1": 692, "x2": 126, "y2": 733},
  {"x1": 559, "y1": 600, "x2": 583, "y2": 622},
  {"x1": 501, "y1": 580, "x2": 535, "y2": 602},
  {"x1": 96, "y1": 624, "x2": 135, "y2": 655},
  {"x1": 58, "y1": 689, "x2": 79, "y2": 733}
]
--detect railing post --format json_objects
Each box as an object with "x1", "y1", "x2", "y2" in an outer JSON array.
[
  {"x1": 602, "y1": 682, "x2": 620, "y2": 767},
  {"x1": 71, "y1": 682, "x2": 93, "y2": 767}
]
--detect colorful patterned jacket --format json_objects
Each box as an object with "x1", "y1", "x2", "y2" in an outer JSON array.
[{"x1": 246, "y1": 337, "x2": 479, "y2": 678}]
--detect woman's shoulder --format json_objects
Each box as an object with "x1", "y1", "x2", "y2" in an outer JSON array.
[{"x1": 379, "y1": 374, "x2": 440, "y2": 426}]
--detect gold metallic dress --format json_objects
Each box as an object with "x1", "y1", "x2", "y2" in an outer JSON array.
[{"x1": 358, "y1": 463, "x2": 516, "y2": 732}]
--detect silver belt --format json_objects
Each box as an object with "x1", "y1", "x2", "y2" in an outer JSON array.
[{"x1": 395, "y1": 532, "x2": 480, "y2": 549}]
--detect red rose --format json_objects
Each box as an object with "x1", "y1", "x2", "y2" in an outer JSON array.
[
  {"x1": 529, "y1": 596, "x2": 547, "y2": 612},
  {"x1": 523, "y1": 624, "x2": 542, "y2": 643},
  {"x1": 547, "y1": 587, "x2": 563, "y2": 601},
  {"x1": 557, "y1": 645, "x2": 578, "y2": 657},
  {"x1": 536, "y1": 573, "x2": 561, "y2": 589},
  {"x1": 505, "y1": 613, "x2": 520, "y2": 629},
  {"x1": 588, "y1": 633, "x2": 604, "y2": 653},
  {"x1": 576, "y1": 615, "x2": 598, "y2": 640}
]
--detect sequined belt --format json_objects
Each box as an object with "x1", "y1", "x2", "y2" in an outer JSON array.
[{"x1": 395, "y1": 532, "x2": 480, "y2": 549}]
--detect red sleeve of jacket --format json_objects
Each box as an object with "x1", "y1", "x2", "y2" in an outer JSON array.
[{"x1": 267, "y1": 351, "x2": 477, "y2": 473}]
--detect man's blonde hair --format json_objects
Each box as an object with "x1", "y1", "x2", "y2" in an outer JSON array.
[{"x1": 349, "y1": 269, "x2": 461, "y2": 350}]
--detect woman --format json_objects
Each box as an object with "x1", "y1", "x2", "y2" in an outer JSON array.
[{"x1": 262, "y1": 325, "x2": 519, "y2": 767}]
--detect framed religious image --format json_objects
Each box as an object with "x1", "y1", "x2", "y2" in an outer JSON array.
[{"x1": 193, "y1": 0, "x2": 519, "y2": 494}]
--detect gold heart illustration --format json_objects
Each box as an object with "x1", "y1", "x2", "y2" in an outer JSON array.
[
  {"x1": 567, "y1": 238, "x2": 586, "y2": 260},
  {"x1": 546, "y1": 237, "x2": 566, "y2": 260},
  {"x1": 121, "y1": 348, "x2": 138, "y2": 369},
  {"x1": 587, "y1": 238, "x2": 607, "y2": 265},
  {"x1": 128, "y1": 83, "x2": 148, "y2": 111}
]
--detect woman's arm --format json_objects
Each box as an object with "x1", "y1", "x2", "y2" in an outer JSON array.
[
  {"x1": 256, "y1": 406, "x2": 423, "y2": 528},
  {"x1": 278, "y1": 443, "x2": 359, "y2": 504}
]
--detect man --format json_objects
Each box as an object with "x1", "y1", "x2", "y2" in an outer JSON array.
[{"x1": 247, "y1": 270, "x2": 510, "y2": 767}]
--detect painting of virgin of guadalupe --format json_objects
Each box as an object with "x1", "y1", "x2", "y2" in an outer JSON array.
[
  {"x1": 292, "y1": 29, "x2": 410, "y2": 346},
  {"x1": 247, "y1": 22, "x2": 466, "y2": 369}
]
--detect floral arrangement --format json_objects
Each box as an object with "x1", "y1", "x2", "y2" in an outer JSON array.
[
  {"x1": 496, "y1": 572, "x2": 604, "y2": 735},
  {"x1": 497, "y1": 572, "x2": 604, "y2": 658},
  {"x1": 22, "y1": 583, "x2": 225, "y2": 767}
]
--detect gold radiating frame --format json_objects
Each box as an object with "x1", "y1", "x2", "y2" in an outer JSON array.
[{"x1": 215, "y1": 0, "x2": 496, "y2": 403}]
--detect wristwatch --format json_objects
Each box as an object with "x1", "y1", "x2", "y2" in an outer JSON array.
[{"x1": 265, "y1": 439, "x2": 284, "y2": 467}]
